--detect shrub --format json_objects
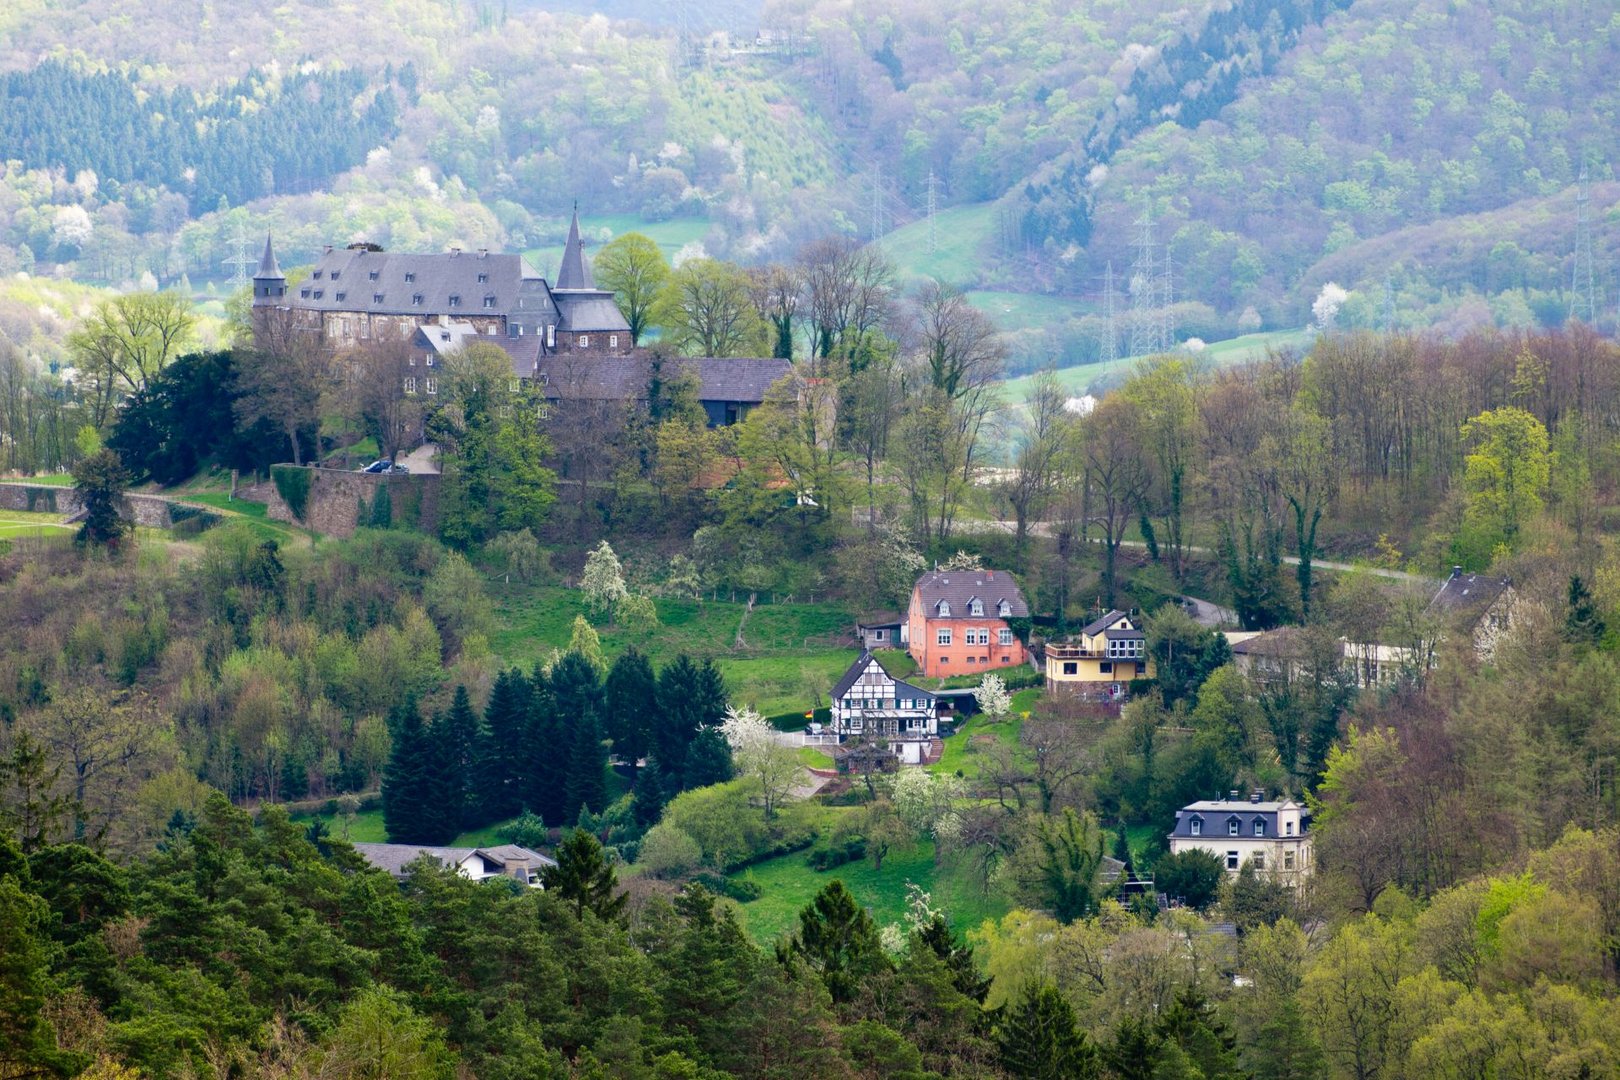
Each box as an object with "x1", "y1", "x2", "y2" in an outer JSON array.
[
  {"x1": 271, "y1": 465, "x2": 312, "y2": 521},
  {"x1": 806, "y1": 835, "x2": 867, "y2": 871},
  {"x1": 693, "y1": 871, "x2": 763, "y2": 902},
  {"x1": 1153, "y1": 849, "x2": 1226, "y2": 910},
  {"x1": 636, "y1": 822, "x2": 704, "y2": 879}
]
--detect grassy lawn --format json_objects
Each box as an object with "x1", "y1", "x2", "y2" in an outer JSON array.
[
  {"x1": 491, "y1": 583, "x2": 858, "y2": 715},
  {"x1": 301, "y1": 807, "x2": 522, "y2": 848},
  {"x1": 0, "y1": 509, "x2": 74, "y2": 539},
  {"x1": 729, "y1": 835, "x2": 1009, "y2": 945},
  {"x1": 16, "y1": 473, "x2": 73, "y2": 486},
  {"x1": 931, "y1": 712, "x2": 1025, "y2": 778},
  {"x1": 796, "y1": 746, "x2": 835, "y2": 769},
  {"x1": 880, "y1": 202, "x2": 996, "y2": 288},
  {"x1": 966, "y1": 290, "x2": 1092, "y2": 334},
  {"x1": 997, "y1": 328, "x2": 1313, "y2": 401}
]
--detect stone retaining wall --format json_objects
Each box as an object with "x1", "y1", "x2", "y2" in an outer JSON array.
[
  {"x1": 0, "y1": 483, "x2": 222, "y2": 532},
  {"x1": 263, "y1": 466, "x2": 440, "y2": 538}
]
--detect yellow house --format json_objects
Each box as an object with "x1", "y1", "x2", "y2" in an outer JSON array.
[{"x1": 1044, "y1": 610, "x2": 1154, "y2": 698}]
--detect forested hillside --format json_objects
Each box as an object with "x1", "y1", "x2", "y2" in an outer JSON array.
[{"x1": 4, "y1": 0, "x2": 1615, "y2": 360}]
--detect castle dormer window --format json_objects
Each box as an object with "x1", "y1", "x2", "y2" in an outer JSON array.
[
  {"x1": 334, "y1": 292, "x2": 346, "y2": 302},
  {"x1": 404, "y1": 272, "x2": 416, "y2": 283},
  {"x1": 369, "y1": 270, "x2": 379, "y2": 281},
  {"x1": 478, "y1": 272, "x2": 489, "y2": 283},
  {"x1": 411, "y1": 294, "x2": 424, "y2": 306},
  {"x1": 484, "y1": 295, "x2": 496, "y2": 309},
  {"x1": 312, "y1": 290, "x2": 323, "y2": 299},
  {"x1": 300, "y1": 289, "x2": 310, "y2": 299},
  {"x1": 312, "y1": 271, "x2": 323, "y2": 279},
  {"x1": 330, "y1": 271, "x2": 340, "y2": 281},
  {"x1": 448, "y1": 295, "x2": 461, "y2": 308},
  {"x1": 373, "y1": 293, "x2": 384, "y2": 304}
]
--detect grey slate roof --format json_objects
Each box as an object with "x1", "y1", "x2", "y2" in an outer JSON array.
[
  {"x1": 554, "y1": 292, "x2": 632, "y2": 334},
  {"x1": 1427, "y1": 570, "x2": 1512, "y2": 627},
  {"x1": 1080, "y1": 609, "x2": 1129, "y2": 636},
  {"x1": 351, "y1": 842, "x2": 555, "y2": 877},
  {"x1": 1229, "y1": 626, "x2": 1309, "y2": 658},
  {"x1": 533, "y1": 356, "x2": 790, "y2": 405},
  {"x1": 292, "y1": 247, "x2": 553, "y2": 320},
  {"x1": 556, "y1": 210, "x2": 594, "y2": 291},
  {"x1": 913, "y1": 569, "x2": 1029, "y2": 619},
  {"x1": 832, "y1": 650, "x2": 936, "y2": 702},
  {"x1": 255, "y1": 234, "x2": 281, "y2": 280},
  {"x1": 1168, "y1": 800, "x2": 1309, "y2": 839}
]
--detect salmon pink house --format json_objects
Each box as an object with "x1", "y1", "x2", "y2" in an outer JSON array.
[{"x1": 906, "y1": 569, "x2": 1030, "y2": 678}]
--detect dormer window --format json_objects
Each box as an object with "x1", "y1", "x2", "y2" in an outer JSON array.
[
  {"x1": 312, "y1": 270, "x2": 323, "y2": 279},
  {"x1": 1254, "y1": 819, "x2": 1266, "y2": 837},
  {"x1": 998, "y1": 599, "x2": 1011, "y2": 617},
  {"x1": 312, "y1": 290, "x2": 323, "y2": 300},
  {"x1": 938, "y1": 600, "x2": 951, "y2": 618},
  {"x1": 373, "y1": 293, "x2": 384, "y2": 304},
  {"x1": 300, "y1": 289, "x2": 311, "y2": 299},
  {"x1": 1285, "y1": 821, "x2": 1294, "y2": 836},
  {"x1": 412, "y1": 293, "x2": 424, "y2": 306},
  {"x1": 404, "y1": 272, "x2": 416, "y2": 283},
  {"x1": 330, "y1": 271, "x2": 340, "y2": 281},
  {"x1": 448, "y1": 295, "x2": 461, "y2": 308},
  {"x1": 1189, "y1": 817, "x2": 1202, "y2": 836},
  {"x1": 484, "y1": 295, "x2": 497, "y2": 309},
  {"x1": 369, "y1": 270, "x2": 379, "y2": 281},
  {"x1": 334, "y1": 292, "x2": 346, "y2": 302},
  {"x1": 969, "y1": 599, "x2": 983, "y2": 617},
  {"x1": 477, "y1": 272, "x2": 489, "y2": 283},
  {"x1": 1228, "y1": 818, "x2": 1240, "y2": 836}
]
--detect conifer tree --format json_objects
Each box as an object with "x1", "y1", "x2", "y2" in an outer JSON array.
[
  {"x1": 995, "y1": 982, "x2": 1101, "y2": 1080},
  {"x1": 604, "y1": 647, "x2": 657, "y2": 774},
  {"x1": 1566, "y1": 575, "x2": 1606, "y2": 644},
  {"x1": 522, "y1": 668, "x2": 565, "y2": 825},
  {"x1": 473, "y1": 669, "x2": 530, "y2": 822},
  {"x1": 563, "y1": 712, "x2": 608, "y2": 822},
  {"x1": 437, "y1": 686, "x2": 478, "y2": 827},
  {"x1": 541, "y1": 829, "x2": 626, "y2": 922},
  {"x1": 790, "y1": 879, "x2": 891, "y2": 1003},
  {"x1": 426, "y1": 710, "x2": 467, "y2": 841},
  {"x1": 915, "y1": 914, "x2": 991, "y2": 1003},
  {"x1": 382, "y1": 699, "x2": 433, "y2": 844}
]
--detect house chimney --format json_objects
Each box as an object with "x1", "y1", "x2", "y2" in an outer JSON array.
[
  {"x1": 1250, "y1": 790, "x2": 1262, "y2": 803},
  {"x1": 1229, "y1": 789, "x2": 1240, "y2": 801},
  {"x1": 450, "y1": 247, "x2": 461, "y2": 256},
  {"x1": 1451, "y1": 565, "x2": 1462, "y2": 579},
  {"x1": 479, "y1": 248, "x2": 488, "y2": 258},
  {"x1": 324, "y1": 244, "x2": 333, "y2": 254}
]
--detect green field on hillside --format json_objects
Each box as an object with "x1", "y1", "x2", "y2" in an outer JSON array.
[
  {"x1": 879, "y1": 202, "x2": 998, "y2": 287},
  {"x1": 0, "y1": 510, "x2": 73, "y2": 540},
  {"x1": 728, "y1": 829, "x2": 1009, "y2": 946},
  {"x1": 490, "y1": 583, "x2": 858, "y2": 715},
  {"x1": 966, "y1": 289, "x2": 1093, "y2": 334},
  {"x1": 524, "y1": 215, "x2": 712, "y2": 277},
  {"x1": 997, "y1": 327, "x2": 1314, "y2": 401}
]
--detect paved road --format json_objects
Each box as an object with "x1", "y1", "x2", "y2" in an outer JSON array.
[
  {"x1": 966, "y1": 519, "x2": 1437, "y2": 587},
  {"x1": 398, "y1": 443, "x2": 440, "y2": 475}
]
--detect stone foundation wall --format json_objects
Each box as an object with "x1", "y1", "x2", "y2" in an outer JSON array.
[
  {"x1": 0, "y1": 483, "x2": 221, "y2": 532},
  {"x1": 263, "y1": 466, "x2": 440, "y2": 538}
]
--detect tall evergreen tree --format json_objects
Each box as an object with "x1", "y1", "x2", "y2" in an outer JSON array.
[
  {"x1": 916, "y1": 914, "x2": 991, "y2": 1003},
  {"x1": 473, "y1": 669, "x2": 530, "y2": 822},
  {"x1": 381, "y1": 699, "x2": 434, "y2": 844},
  {"x1": 541, "y1": 829, "x2": 627, "y2": 922},
  {"x1": 603, "y1": 647, "x2": 657, "y2": 774},
  {"x1": 563, "y1": 712, "x2": 608, "y2": 823},
  {"x1": 438, "y1": 685, "x2": 478, "y2": 827},
  {"x1": 995, "y1": 983, "x2": 1101, "y2": 1080},
  {"x1": 682, "y1": 725, "x2": 734, "y2": 790},
  {"x1": 522, "y1": 666, "x2": 565, "y2": 825},
  {"x1": 789, "y1": 879, "x2": 891, "y2": 1003}
]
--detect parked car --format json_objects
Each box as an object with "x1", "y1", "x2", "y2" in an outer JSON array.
[{"x1": 361, "y1": 460, "x2": 410, "y2": 474}]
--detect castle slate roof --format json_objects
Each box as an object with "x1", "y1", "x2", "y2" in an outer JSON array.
[
  {"x1": 532, "y1": 356, "x2": 790, "y2": 405},
  {"x1": 553, "y1": 293, "x2": 632, "y2": 334},
  {"x1": 913, "y1": 569, "x2": 1029, "y2": 619},
  {"x1": 292, "y1": 247, "x2": 554, "y2": 320},
  {"x1": 555, "y1": 209, "x2": 595, "y2": 291},
  {"x1": 254, "y1": 234, "x2": 281, "y2": 279}
]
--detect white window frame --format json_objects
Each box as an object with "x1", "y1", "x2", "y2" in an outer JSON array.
[
  {"x1": 937, "y1": 629, "x2": 952, "y2": 646},
  {"x1": 938, "y1": 601, "x2": 951, "y2": 617},
  {"x1": 969, "y1": 600, "x2": 983, "y2": 617},
  {"x1": 425, "y1": 378, "x2": 437, "y2": 395},
  {"x1": 1254, "y1": 819, "x2": 1266, "y2": 837},
  {"x1": 1227, "y1": 851, "x2": 1240, "y2": 870},
  {"x1": 998, "y1": 628, "x2": 1014, "y2": 647},
  {"x1": 609, "y1": 334, "x2": 619, "y2": 348},
  {"x1": 1229, "y1": 819, "x2": 1240, "y2": 836},
  {"x1": 403, "y1": 377, "x2": 417, "y2": 394},
  {"x1": 579, "y1": 334, "x2": 589, "y2": 348},
  {"x1": 1189, "y1": 818, "x2": 1202, "y2": 836}
]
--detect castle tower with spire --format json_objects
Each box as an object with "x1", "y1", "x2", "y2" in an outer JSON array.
[
  {"x1": 549, "y1": 208, "x2": 632, "y2": 354},
  {"x1": 252, "y1": 234, "x2": 286, "y2": 307}
]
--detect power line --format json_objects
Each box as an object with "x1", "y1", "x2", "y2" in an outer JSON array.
[
  {"x1": 1571, "y1": 164, "x2": 1599, "y2": 324},
  {"x1": 1158, "y1": 243, "x2": 1175, "y2": 351},
  {"x1": 1101, "y1": 261, "x2": 1119, "y2": 364},
  {"x1": 222, "y1": 221, "x2": 255, "y2": 291},
  {"x1": 869, "y1": 162, "x2": 886, "y2": 244},
  {"x1": 1129, "y1": 206, "x2": 1158, "y2": 358},
  {"x1": 925, "y1": 169, "x2": 939, "y2": 254}
]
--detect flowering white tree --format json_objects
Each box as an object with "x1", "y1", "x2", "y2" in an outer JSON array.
[
  {"x1": 890, "y1": 768, "x2": 965, "y2": 848},
  {"x1": 580, "y1": 540, "x2": 628, "y2": 619},
  {"x1": 1312, "y1": 282, "x2": 1350, "y2": 331},
  {"x1": 721, "y1": 704, "x2": 800, "y2": 820},
  {"x1": 973, "y1": 674, "x2": 1012, "y2": 723}
]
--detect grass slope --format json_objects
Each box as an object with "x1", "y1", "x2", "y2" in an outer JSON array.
[
  {"x1": 523, "y1": 215, "x2": 712, "y2": 277},
  {"x1": 997, "y1": 327, "x2": 1313, "y2": 400},
  {"x1": 0, "y1": 510, "x2": 74, "y2": 540},
  {"x1": 879, "y1": 203, "x2": 998, "y2": 288},
  {"x1": 730, "y1": 833, "x2": 1009, "y2": 946},
  {"x1": 491, "y1": 583, "x2": 857, "y2": 715}
]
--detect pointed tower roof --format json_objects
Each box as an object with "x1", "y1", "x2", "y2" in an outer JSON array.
[
  {"x1": 254, "y1": 234, "x2": 283, "y2": 280},
  {"x1": 555, "y1": 208, "x2": 594, "y2": 291}
]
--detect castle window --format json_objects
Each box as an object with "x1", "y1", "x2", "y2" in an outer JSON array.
[
  {"x1": 425, "y1": 378, "x2": 437, "y2": 395},
  {"x1": 369, "y1": 270, "x2": 379, "y2": 281},
  {"x1": 312, "y1": 271, "x2": 322, "y2": 279},
  {"x1": 335, "y1": 292, "x2": 346, "y2": 302},
  {"x1": 404, "y1": 272, "x2": 416, "y2": 283},
  {"x1": 477, "y1": 273, "x2": 489, "y2": 284},
  {"x1": 484, "y1": 295, "x2": 496, "y2": 309},
  {"x1": 578, "y1": 335, "x2": 589, "y2": 347},
  {"x1": 1286, "y1": 821, "x2": 1294, "y2": 836},
  {"x1": 508, "y1": 324, "x2": 519, "y2": 337},
  {"x1": 330, "y1": 271, "x2": 340, "y2": 281},
  {"x1": 609, "y1": 335, "x2": 619, "y2": 348},
  {"x1": 300, "y1": 289, "x2": 311, "y2": 299},
  {"x1": 1253, "y1": 852, "x2": 1265, "y2": 871},
  {"x1": 373, "y1": 294, "x2": 384, "y2": 304},
  {"x1": 312, "y1": 290, "x2": 323, "y2": 299},
  {"x1": 403, "y1": 377, "x2": 417, "y2": 394},
  {"x1": 448, "y1": 295, "x2": 461, "y2": 308},
  {"x1": 440, "y1": 332, "x2": 451, "y2": 342},
  {"x1": 1284, "y1": 851, "x2": 1295, "y2": 870},
  {"x1": 412, "y1": 294, "x2": 424, "y2": 306}
]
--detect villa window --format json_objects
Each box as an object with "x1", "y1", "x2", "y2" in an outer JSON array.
[
  {"x1": 1227, "y1": 851, "x2": 1240, "y2": 870},
  {"x1": 1099, "y1": 662, "x2": 1113, "y2": 674},
  {"x1": 334, "y1": 292, "x2": 346, "y2": 302},
  {"x1": 404, "y1": 272, "x2": 416, "y2": 283},
  {"x1": 448, "y1": 295, "x2": 461, "y2": 308},
  {"x1": 1253, "y1": 852, "x2": 1265, "y2": 871},
  {"x1": 937, "y1": 629, "x2": 952, "y2": 646},
  {"x1": 478, "y1": 272, "x2": 489, "y2": 283},
  {"x1": 373, "y1": 293, "x2": 384, "y2": 304},
  {"x1": 1285, "y1": 821, "x2": 1295, "y2": 836},
  {"x1": 1062, "y1": 662, "x2": 1077, "y2": 675},
  {"x1": 403, "y1": 377, "x2": 417, "y2": 394},
  {"x1": 425, "y1": 378, "x2": 437, "y2": 395},
  {"x1": 1189, "y1": 818, "x2": 1202, "y2": 836},
  {"x1": 970, "y1": 600, "x2": 983, "y2": 617},
  {"x1": 1229, "y1": 819, "x2": 1240, "y2": 836},
  {"x1": 484, "y1": 295, "x2": 497, "y2": 309},
  {"x1": 1284, "y1": 851, "x2": 1296, "y2": 870},
  {"x1": 1254, "y1": 820, "x2": 1266, "y2": 837},
  {"x1": 313, "y1": 271, "x2": 323, "y2": 279},
  {"x1": 412, "y1": 294, "x2": 424, "y2": 306}
]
